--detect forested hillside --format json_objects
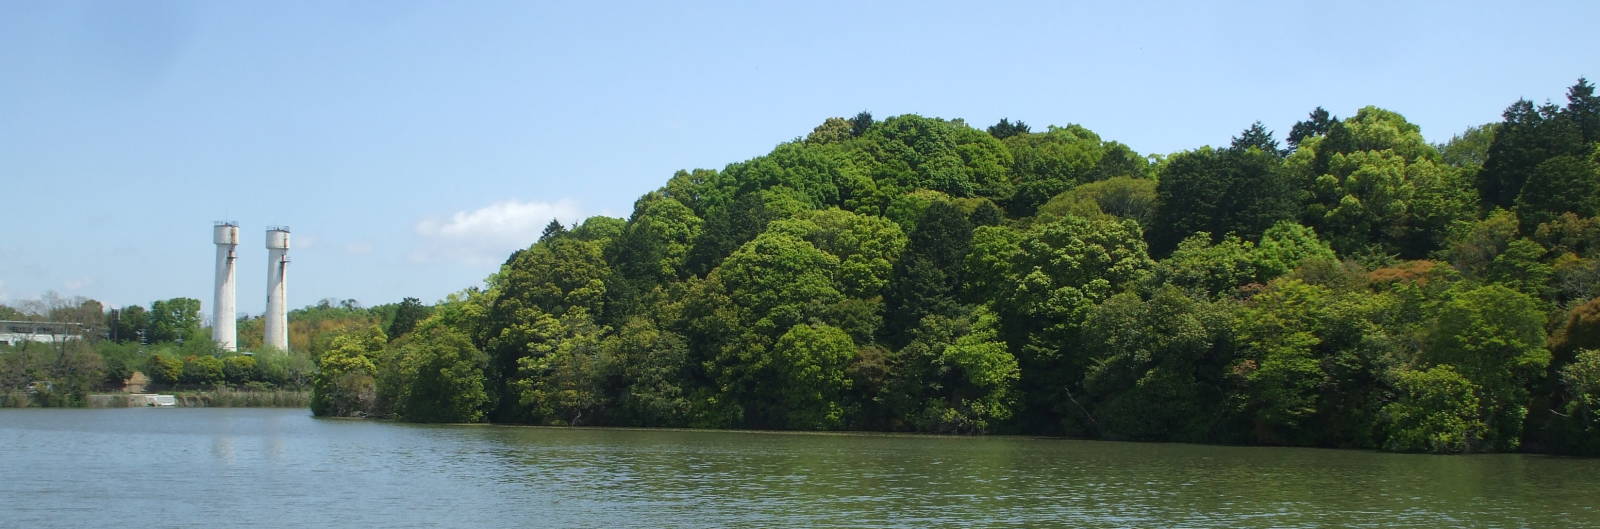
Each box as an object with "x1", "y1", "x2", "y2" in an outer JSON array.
[{"x1": 315, "y1": 79, "x2": 1600, "y2": 455}]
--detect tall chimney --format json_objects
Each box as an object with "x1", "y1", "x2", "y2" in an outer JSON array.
[
  {"x1": 265, "y1": 227, "x2": 291, "y2": 351},
  {"x1": 212, "y1": 222, "x2": 239, "y2": 351}
]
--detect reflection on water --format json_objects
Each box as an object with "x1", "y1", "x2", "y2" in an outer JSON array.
[{"x1": 1, "y1": 408, "x2": 1597, "y2": 528}]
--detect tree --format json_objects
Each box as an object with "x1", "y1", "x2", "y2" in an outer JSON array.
[
  {"x1": 146, "y1": 298, "x2": 202, "y2": 344},
  {"x1": 766, "y1": 323, "x2": 856, "y2": 429},
  {"x1": 388, "y1": 322, "x2": 489, "y2": 423},
  {"x1": 603, "y1": 316, "x2": 696, "y2": 426},
  {"x1": 480, "y1": 233, "x2": 610, "y2": 421},
  {"x1": 1150, "y1": 147, "x2": 1297, "y2": 256},
  {"x1": 766, "y1": 208, "x2": 907, "y2": 299},
  {"x1": 987, "y1": 118, "x2": 1030, "y2": 139},
  {"x1": 1289, "y1": 108, "x2": 1476, "y2": 257},
  {"x1": 1514, "y1": 154, "x2": 1600, "y2": 232},
  {"x1": 1556, "y1": 349, "x2": 1600, "y2": 455},
  {"x1": 310, "y1": 326, "x2": 386, "y2": 417},
  {"x1": 1078, "y1": 287, "x2": 1235, "y2": 441},
  {"x1": 108, "y1": 305, "x2": 149, "y2": 343},
  {"x1": 1381, "y1": 366, "x2": 1486, "y2": 453},
  {"x1": 888, "y1": 307, "x2": 1018, "y2": 433},
  {"x1": 882, "y1": 202, "x2": 974, "y2": 348},
  {"x1": 1286, "y1": 107, "x2": 1335, "y2": 151},
  {"x1": 1478, "y1": 98, "x2": 1586, "y2": 209},
  {"x1": 539, "y1": 219, "x2": 566, "y2": 242},
  {"x1": 1230, "y1": 121, "x2": 1281, "y2": 156},
  {"x1": 849, "y1": 110, "x2": 873, "y2": 137},
  {"x1": 1425, "y1": 285, "x2": 1551, "y2": 450},
  {"x1": 1036, "y1": 177, "x2": 1159, "y2": 230},
  {"x1": 385, "y1": 297, "x2": 430, "y2": 340},
  {"x1": 1003, "y1": 124, "x2": 1120, "y2": 216}
]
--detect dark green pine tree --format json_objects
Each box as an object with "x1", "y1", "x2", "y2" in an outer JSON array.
[
  {"x1": 881, "y1": 201, "x2": 975, "y2": 349},
  {"x1": 1230, "y1": 121, "x2": 1282, "y2": 157},
  {"x1": 1567, "y1": 77, "x2": 1600, "y2": 144},
  {"x1": 1286, "y1": 106, "x2": 1335, "y2": 151},
  {"x1": 539, "y1": 218, "x2": 566, "y2": 242},
  {"x1": 849, "y1": 110, "x2": 874, "y2": 137},
  {"x1": 386, "y1": 297, "x2": 429, "y2": 340},
  {"x1": 1479, "y1": 100, "x2": 1586, "y2": 209},
  {"x1": 987, "y1": 118, "x2": 1031, "y2": 139},
  {"x1": 1515, "y1": 155, "x2": 1600, "y2": 232}
]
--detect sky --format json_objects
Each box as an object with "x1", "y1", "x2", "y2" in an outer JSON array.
[{"x1": 1, "y1": 0, "x2": 1595, "y2": 317}]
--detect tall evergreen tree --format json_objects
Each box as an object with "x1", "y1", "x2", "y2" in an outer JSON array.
[
  {"x1": 882, "y1": 202, "x2": 975, "y2": 349},
  {"x1": 1230, "y1": 121, "x2": 1282, "y2": 156},
  {"x1": 987, "y1": 118, "x2": 1031, "y2": 139},
  {"x1": 1286, "y1": 107, "x2": 1335, "y2": 151}
]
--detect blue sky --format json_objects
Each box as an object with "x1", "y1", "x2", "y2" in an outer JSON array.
[{"x1": 1, "y1": 0, "x2": 1595, "y2": 316}]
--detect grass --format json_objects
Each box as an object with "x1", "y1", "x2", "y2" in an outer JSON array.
[{"x1": 174, "y1": 388, "x2": 311, "y2": 408}]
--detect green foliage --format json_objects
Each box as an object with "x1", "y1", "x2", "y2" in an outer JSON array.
[
  {"x1": 180, "y1": 355, "x2": 224, "y2": 386},
  {"x1": 987, "y1": 118, "x2": 1030, "y2": 139},
  {"x1": 1004, "y1": 125, "x2": 1145, "y2": 216},
  {"x1": 1425, "y1": 285, "x2": 1551, "y2": 450},
  {"x1": 1078, "y1": 288, "x2": 1235, "y2": 441},
  {"x1": 1556, "y1": 349, "x2": 1600, "y2": 454},
  {"x1": 385, "y1": 297, "x2": 431, "y2": 340},
  {"x1": 603, "y1": 316, "x2": 696, "y2": 426},
  {"x1": 882, "y1": 202, "x2": 973, "y2": 347},
  {"x1": 146, "y1": 354, "x2": 182, "y2": 386},
  {"x1": 1286, "y1": 107, "x2": 1335, "y2": 152},
  {"x1": 766, "y1": 323, "x2": 856, "y2": 429},
  {"x1": 387, "y1": 323, "x2": 489, "y2": 423},
  {"x1": 1479, "y1": 97, "x2": 1587, "y2": 209},
  {"x1": 300, "y1": 86, "x2": 1600, "y2": 454},
  {"x1": 1514, "y1": 153, "x2": 1600, "y2": 232},
  {"x1": 1382, "y1": 365, "x2": 1486, "y2": 453},
  {"x1": 1151, "y1": 146, "x2": 1298, "y2": 256},
  {"x1": 146, "y1": 297, "x2": 202, "y2": 344},
  {"x1": 1252, "y1": 221, "x2": 1338, "y2": 280},
  {"x1": 1035, "y1": 176, "x2": 1158, "y2": 229},
  {"x1": 767, "y1": 208, "x2": 907, "y2": 298},
  {"x1": 889, "y1": 308, "x2": 1018, "y2": 433},
  {"x1": 310, "y1": 326, "x2": 386, "y2": 417},
  {"x1": 222, "y1": 355, "x2": 257, "y2": 385},
  {"x1": 1231, "y1": 279, "x2": 1400, "y2": 447},
  {"x1": 1230, "y1": 121, "x2": 1281, "y2": 155},
  {"x1": 858, "y1": 114, "x2": 1012, "y2": 202},
  {"x1": 1152, "y1": 233, "x2": 1260, "y2": 298}
]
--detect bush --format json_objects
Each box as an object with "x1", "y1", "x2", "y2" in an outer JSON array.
[
  {"x1": 1381, "y1": 366, "x2": 1485, "y2": 453},
  {"x1": 181, "y1": 355, "x2": 224, "y2": 386},
  {"x1": 222, "y1": 355, "x2": 257, "y2": 385}
]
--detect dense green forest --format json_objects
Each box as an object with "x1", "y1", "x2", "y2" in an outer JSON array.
[
  {"x1": 307, "y1": 78, "x2": 1600, "y2": 454},
  {"x1": 13, "y1": 79, "x2": 1598, "y2": 455}
]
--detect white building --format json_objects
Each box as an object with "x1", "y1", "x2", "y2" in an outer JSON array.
[{"x1": 0, "y1": 321, "x2": 85, "y2": 347}]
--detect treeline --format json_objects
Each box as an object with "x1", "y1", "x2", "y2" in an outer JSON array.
[
  {"x1": 0, "y1": 295, "x2": 428, "y2": 406},
  {"x1": 312, "y1": 79, "x2": 1600, "y2": 454}
]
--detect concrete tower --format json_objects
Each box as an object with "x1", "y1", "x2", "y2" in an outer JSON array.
[
  {"x1": 264, "y1": 227, "x2": 291, "y2": 351},
  {"x1": 212, "y1": 222, "x2": 239, "y2": 351}
]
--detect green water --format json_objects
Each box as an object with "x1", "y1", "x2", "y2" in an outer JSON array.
[{"x1": 1, "y1": 408, "x2": 1594, "y2": 528}]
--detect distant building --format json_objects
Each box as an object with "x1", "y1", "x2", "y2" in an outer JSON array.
[{"x1": 0, "y1": 321, "x2": 85, "y2": 347}]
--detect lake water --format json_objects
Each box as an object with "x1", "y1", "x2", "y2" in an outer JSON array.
[{"x1": 1, "y1": 408, "x2": 1596, "y2": 528}]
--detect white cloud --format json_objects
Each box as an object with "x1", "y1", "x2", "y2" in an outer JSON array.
[
  {"x1": 64, "y1": 277, "x2": 96, "y2": 291},
  {"x1": 343, "y1": 242, "x2": 374, "y2": 255},
  {"x1": 413, "y1": 199, "x2": 580, "y2": 264}
]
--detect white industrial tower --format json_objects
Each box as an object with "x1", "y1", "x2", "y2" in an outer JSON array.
[
  {"x1": 264, "y1": 227, "x2": 291, "y2": 351},
  {"x1": 212, "y1": 222, "x2": 239, "y2": 351}
]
